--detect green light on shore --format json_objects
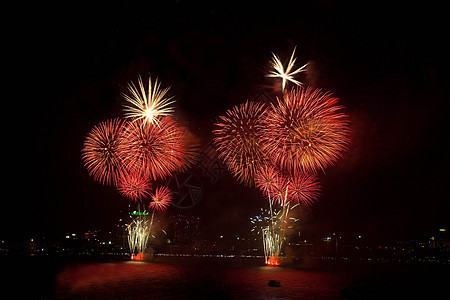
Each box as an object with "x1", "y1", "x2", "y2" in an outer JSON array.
[{"x1": 131, "y1": 211, "x2": 149, "y2": 216}]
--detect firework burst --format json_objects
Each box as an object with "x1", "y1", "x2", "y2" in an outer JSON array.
[
  {"x1": 254, "y1": 165, "x2": 280, "y2": 191},
  {"x1": 261, "y1": 86, "x2": 350, "y2": 173},
  {"x1": 117, "y1": 170, "x2": 152, "y2": 202},
  {"x1": 266, "y1": 47, "x2": 307, "y2": 91},
  {"x1": 119, "y1": 117, "x2": 185, "y2": 180},
  {"x1": 82, "y1": 118, "x2": 126, "y2": 186},
  {"x1": 288, "y1": 172, "x2": 320, "y2": 206},
  {"x1": 149, "y1": 186, "x2": 172, "y2": 211},
  {"x1": 256, "y1": 167, "x2": 320, "y2": 206},
  {"x1": 213, "y1": 101, "x2": 268, "y2": 186},
  {"x1": 255, "y1": 166, "x2": 285, "y2": 198},
  {"x1": 123, "y1": 75, "x2": 175, "y2": 125}
]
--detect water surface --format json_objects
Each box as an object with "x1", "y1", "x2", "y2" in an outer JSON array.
[
  {"x1": 3, "y1": 256, "x2": 448, "y2": 299},
  {"x1": 55, "y1": 258, "x2": 352, "y2": 299}
]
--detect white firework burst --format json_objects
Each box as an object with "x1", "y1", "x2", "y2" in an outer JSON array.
[
  {"x1": 123, "y1": 75, "x2": 175, "y2": 125},
  {"x1": 266, "y1": 47, "x2": 308, "y2": 91}
]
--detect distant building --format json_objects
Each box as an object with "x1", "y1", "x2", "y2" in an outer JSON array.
[{"x1": 173, "y1": 213, "x2": 200, "y2": 246}]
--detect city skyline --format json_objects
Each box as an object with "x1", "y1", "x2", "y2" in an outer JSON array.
[{"x1": 4, "y1": 211, "x2": 448, "y2": 266}]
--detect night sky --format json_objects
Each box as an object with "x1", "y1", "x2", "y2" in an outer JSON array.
[{"x1": 5, "y1": 1, "x2": 449, "y2": 243}]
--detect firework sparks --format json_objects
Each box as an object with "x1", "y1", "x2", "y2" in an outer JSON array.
[
  {"x1": 251, "y1": 206, "x2": 301, "y2": 266},
  {"x1": 149, "y1": 186, "x2": 172, "y2": 211},
  {"x1": 213, "y1": 101, "x2": 268, "y2": 186},
  {"x1": 123, "y1": 75, "x2": 175, "y2": 125},
  {"x1": 261, "y1": 86, "x2": 350, "y2": 173},
  {"x1": 262, "y1": 227, "x2": 281, "y2": 265},
  {"x1": 127, "y1": 213, "x2": 150, "y2": 256},
  {"x1": 250, "y1": 207, "x2": 279, "y2": 234},
  {"x1": 120, "y1": 117, "x2": 185, "y2": 180},
  {"x1": 82, "y1": 118, "x2": 126, "y2": 186},
  {"x1": 250, "y1": 208, "x2": 280, "y2": 265},
  {"x1": 266, "y1": 47, "x2": 307, "y2": 91}
]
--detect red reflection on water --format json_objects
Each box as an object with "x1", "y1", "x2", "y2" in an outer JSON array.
[{"x1": 54, "y1": 258, "x2": 353, "y2": 299}]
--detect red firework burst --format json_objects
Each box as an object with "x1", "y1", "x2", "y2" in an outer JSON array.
[
  {"x1": 255, "y1": 166, "x2": 287, "y2": 204},
  {"x1": 119, "y1": 117, "x2": 185, "y2": 180},
  {"x1": 255, "y1": 166, "x2": 320, "y2": 206},
  {"x1": 261, "y1": 86, "x2": 350, "y2": 173},
  {"x1": 213, "y1": 101, "x2": 268, "y2": 186},
  {"x1": 149, "y1": 186, "x2": 172, "y2": 211},
  {"x1": 255, "y1": 165, "x2": 282, "y2": 193},
  {"x1": 117, "y1": 170, "x2": 152, "y2": 201},
  {"x1": 82, "y1": 118, "x2": 126, "y2": 186},
  {"x1": 288, "y1": 172, "x2": 320, "y2": 206}
]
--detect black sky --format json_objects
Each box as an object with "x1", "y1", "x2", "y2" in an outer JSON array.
[{"x1": 5, "y1": 1, "x2": 449, "y2": 242}]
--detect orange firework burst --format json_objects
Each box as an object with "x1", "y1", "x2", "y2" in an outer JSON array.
[
  {"x1": 149, "y1": 186, "x2": 172, "y2": 211},
  {"x1": 119, "y1": 117, "x2": 185, "y2": 180},
  {"x1": 261, "y1": 86, "x2": 350, "y2": 173},
  {"x1": 213, "y1": 101, "x2": 268, "y2": 186},
  {"x1": 82, "y1": 118, "x2": 126, "y2": 186},
  {"x1": 117, "y1": 170, "x2": 152, "y2": 201}
]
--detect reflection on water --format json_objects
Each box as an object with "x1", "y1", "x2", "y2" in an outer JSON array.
[
  {"x1": 52, "y1": 257, "x2": 449, "y2": 299},
  {"x1": 55, "y1": 258, "x2": 352, "y2": 299}
]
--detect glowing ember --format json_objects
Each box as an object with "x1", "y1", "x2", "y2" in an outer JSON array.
[
  {"x1": 266, "y1": 256, "x2": 280, "y2": 266},
  {"x1": 131, "y1": 252, "x2": 144, "y2": 261}
]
